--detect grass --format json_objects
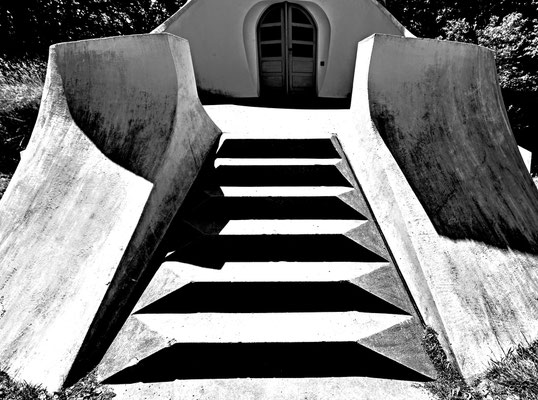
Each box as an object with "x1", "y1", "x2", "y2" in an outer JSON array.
[
  {"x1": 0, "y1": 57, "x2": 45, "y2": 174},
  {"x1": 0, "y1": 370, "x2": 115, "y2": 400},
  {"x1": 422, "y1": 327, "x2": 538, "y2": 400},
  {"x1": 421, "y1": 327, "x2": 481, "y2": 400},
  {"x1": 483, "y1": 339, "x2": 538, "y2": 399}
]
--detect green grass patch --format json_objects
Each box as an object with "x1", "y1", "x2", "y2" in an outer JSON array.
[
  {"x1": 422, "y1": 327, "x2": 538, "y2": 399},
  {"x1": 482, "y1": 339, "x2": 538, "y2": 399},
  {"x1": 0, "y1": 370, "x2": 115, "y2": 400},
  {"x1": 422, "y1": 327, "x2": 482, "y2": 400},
  {"x1": 0, "y1": 57, "x2": 45, "y2": 173}
]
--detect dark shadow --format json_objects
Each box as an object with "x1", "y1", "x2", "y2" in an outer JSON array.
[
  {"x1": 166, "y1": 234, "x2": 387, "y2": 268},
  {"x1": 372, "y1": 102, "x2": 538, "y2": 254},
  {"x1": 215, "y1": 165, "x2": 352, "y2": 186},
  {"x1": 135, "y1": 281, "x2": 407, "y2": 315},
  {"x1": 103, "y1": 342, "x2": 432, "y2": 383},
  {"x1": 199, "y1": 92, "x2": 351, "y2": 110},
  {"x1": 59, "y1": 44, "x2": 180, "y2": 182},
  {"x1": 189, "y1": 196, "x2": 367, "y2": 220},
  {"x1": 216, "y1": 138, "x2": 340, "y2": 158}
]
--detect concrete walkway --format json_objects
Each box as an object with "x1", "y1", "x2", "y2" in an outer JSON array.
[{"x1": 204, "y1": 104, "x2": 351, "y2": 137}]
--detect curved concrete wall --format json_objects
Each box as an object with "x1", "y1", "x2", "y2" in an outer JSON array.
[
  {"x1": 153, "y1": 0, "x2": 412, "y2": 98},
  {"x1": 0, "y1": 33, "x2": 220, "y2": 390},
  {"x1": 342, "y1": 34, "x2": 538, "y2": 378}
]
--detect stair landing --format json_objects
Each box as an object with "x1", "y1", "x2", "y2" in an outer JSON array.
[{"x1": 203, "y1": 104, "x2": 352, "y2": 137}]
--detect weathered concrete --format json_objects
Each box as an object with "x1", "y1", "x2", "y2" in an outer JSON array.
[
  {"x1": 0, "y1": 33, "x2": 220, "y2": 390},
  {"x1": 342, "y1": 34, "x2": 538, "y2": 379},
  {"x1": 105, "y1": 377, "x2": 436, "y2": 400}
]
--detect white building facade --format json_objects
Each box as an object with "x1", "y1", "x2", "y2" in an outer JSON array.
[{"x1": 153, "y1": 0, "x2": 413, "y2": 98}]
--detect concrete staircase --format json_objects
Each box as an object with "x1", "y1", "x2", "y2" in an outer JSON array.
[{"x1": 97, "y1": 133, "x2": 436, "y2": 395}]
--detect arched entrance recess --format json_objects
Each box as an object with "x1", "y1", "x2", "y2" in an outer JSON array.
[{"x1": 258, "y1": 2, "x2": 317, "y2": 97}]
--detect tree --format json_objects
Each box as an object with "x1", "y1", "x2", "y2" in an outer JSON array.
[
  {"x1": 390, "y1": 0, "x2": 538, "y2": 172},
  {"x1": 0, "y1": 1, "x2": 186, "y2": 57}
]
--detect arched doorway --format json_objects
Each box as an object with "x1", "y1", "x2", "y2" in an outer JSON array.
[{"x1": 258, "y1": 2, "x2": 317, "y2": 97}]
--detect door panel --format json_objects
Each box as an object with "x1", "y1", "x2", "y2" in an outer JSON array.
[
  {"x1": 292, "y1": 75, "x2": 314, "y2": 88},
  {"x1": 288, "y1": 4, "x2": 316, "y2": 95},
  {"x1": 259, "y1": 3, "x2": 316, "y2": 97},
  {"x1": 262, "y1": 60, "x2": 284, "y2": 73},
  {"x1": 258, "y1": 5, "x2": 286, "y2": 96},
  {"x1": 292, "y1": 60, "x2": 314, "y2": 73}
]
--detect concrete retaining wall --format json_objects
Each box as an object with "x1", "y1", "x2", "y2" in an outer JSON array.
[
  {"x1": 0, "y1": 33, "x2": 220, "y2": 390},
  {"x1": 342, "y1": 34, "x2": 538, "y2": 379}
]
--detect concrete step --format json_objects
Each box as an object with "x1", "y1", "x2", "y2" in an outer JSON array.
[
  {"x1": 159, "y1": 261, "x2": 389, "y2": 282},
  {"x1": 212, "y1": 186, "x2": 354, "y2": 197},
  {"x1": 132, "y1": 312, "x2": 412, "y2": 343},
  {"x1": 214, "y1": 164, "x2": 352, "y2": 186},
  {"x1": 188, "y1": 194, "x2": 367, "y2": 220},
  {"x1": 168, "y1": 234, "x2": 387, "y2": 268},
  {"x1": 215, "y1": 158, "x2": 342, "y2": 167},
  {"x1": 95, "y1": 134, "x2": 438, "y2": 391},
  {"x1": 194, "y1": 219, "x2": 366, "y2": 235},
  {"x1": 102, "y1": 341, "x2": 433, "y2": 384},
  {"x1": 135, "y1": 281, "x2": 408, "y2": 314},
  {"x1": 216, "y1": 137, "x2": 340, "y2": 159}
]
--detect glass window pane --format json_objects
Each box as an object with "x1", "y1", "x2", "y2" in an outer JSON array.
[
  {"x1": 292, "y1": 26, "x2": 313, "y2": 42},
  {"x1": 261, "y1": 43, "x2": 282, "y2": 58},
  {"x1": 263, "y1": 7, "x2": 282, "y2": 24},
  {"x1": 292, "y1": 44, "x2": 313, "y2": 58},
  {"x1": 292, "y1": 9, "x2": 310, "y2": 24},
  {"x1": 260, "y1": 26, "x2": 282, "y2": 42}
]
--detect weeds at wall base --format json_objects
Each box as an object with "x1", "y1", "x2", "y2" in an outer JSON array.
[{"x1": 0, "y1": 370, "x2": 115, "y2": 400}]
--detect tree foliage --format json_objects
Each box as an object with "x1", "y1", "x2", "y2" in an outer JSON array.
[
  {"x1": 0, "y1": 1, "x2": 185, "y2": 58},
  {"x1": 391, "y1": 0, "x2": 538, "y2": 167}
]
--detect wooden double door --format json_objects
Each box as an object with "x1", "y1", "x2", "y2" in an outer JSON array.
[{"x1": 258, "y1": 2, "x2": 317, "y2": 97}]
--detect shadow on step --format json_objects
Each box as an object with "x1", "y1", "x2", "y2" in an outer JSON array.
[
  {"x1": 135, "y1": 281, "x2": 407, "y2": 315},
  {"x1": 214, "y1": 165, "x2": 352, "y2": 187},
  {"x1": 188, "y1": 196, "x2": 367, "y2": 220},
  {"x1": 216, "y1": 138, "x2": 340, "y2": 158},
  {"x1": 166, "y1": 235, "x2": 387, "y2": 269},
  {"x1": 102, "y1": 342, "x2": 431, "y2": 383}
]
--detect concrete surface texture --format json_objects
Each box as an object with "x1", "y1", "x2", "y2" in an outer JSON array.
[
  {"x1": 152, "y1": 0, "x2": 413, "y2": 98},
  {"x1": 0, "y1": 33, "x2": 220, "y2": 391},
  {"x1": 104, "y1": 378, "x2": 436, "y2": 400},
  {"x1": 96, "y1": 125, "x2": 436, "y2": 399},
  {"x1": 343, "y1": 33, "x2": 538, "y2": 379}
]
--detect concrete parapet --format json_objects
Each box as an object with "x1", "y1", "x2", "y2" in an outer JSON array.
[
  {"x1": 0, "y1": 33, "x2": 220, "y2": 390},
  {"x1": 342, "y1": 33, "x2": 538, "y2": 379}
]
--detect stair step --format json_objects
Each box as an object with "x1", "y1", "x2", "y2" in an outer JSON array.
[
  {"x1": 133, "y1": 312, "x2": 412, "y2": 343},
  {"x1": 97, "y1": 134, "x2": 438, "y2": 388},
  {"x1": 215, "y1": 186, "x2": 354, "y2": 197},
  {"x1": 188, "y1": 195, "x2": 367, "y2": 220},
  {"x1": 169, "y1": 235, "x2": 387, "y2": 267},
  {"x1": 161, "y1": 261, "x2": 389, "y2": 282},
  {"x1": 102, "y1": 341, "x2": 432, "y2": 383},
  {"x1": 216, "y1": 138, "x2": 340, "y2": 159},
  {"x1": 135, "y1": 281, "x2": 407, "y2": 314},
  {"x1": 208, "y1": 220, "x2": 365, "y2": 235},
  {"x1": 215, "y1": 165, "x2": 352, "y2": 186},
  {"x1": 215, "y1": 158, "x2": 341, "y2": 167}
]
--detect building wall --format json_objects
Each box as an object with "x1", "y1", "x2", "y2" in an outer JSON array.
[{"x1": 153, "y1": 0, "x2": 412, "y2": 98}]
